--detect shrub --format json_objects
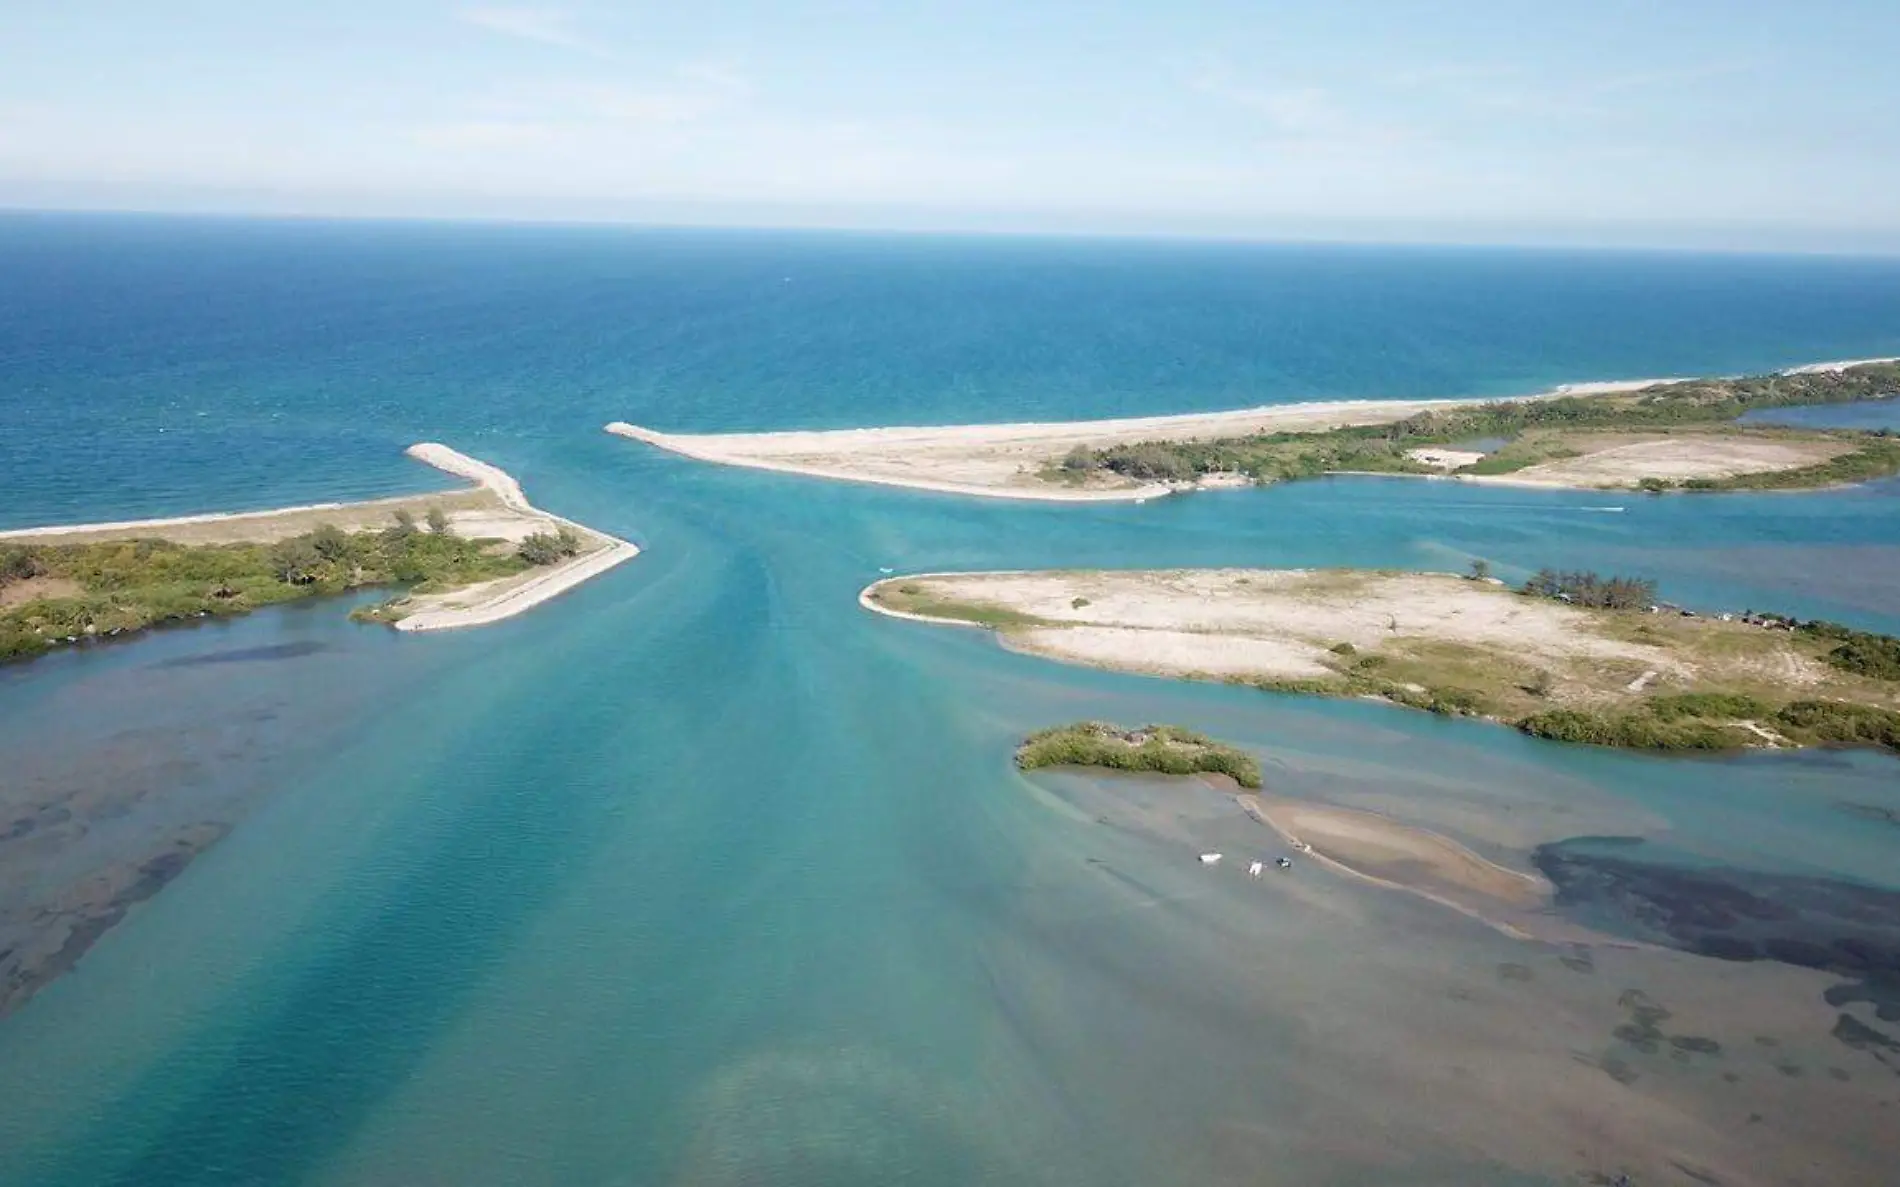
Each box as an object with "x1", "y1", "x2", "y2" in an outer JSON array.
[
  {"x1": 309, "y1": 523, "x2": 351, "y2": 563},
  {"x1": 1645, "y1": 692, "x2": 1769, "y2": 721},
  {"x1": 426, "y1": 506, "x2": 452, "y2": 535},
  {"x1": 517, "y1": 532, "x2": 570, "y2": 566},
  {"x1": 1329, "y1": 641, "x2": 1356, "y2": 656},
  {"x1": 1015, "y1": 721, "x2": 1263, "y2": 788},
  {"x1": 1061, "y1": 445, "x2": 1097, "y2": 473},
  {"x1": 1515, "y1": 709, "x2": 1741, "y2": 751},
  {"x1": 0, "y1": 546, "x2": 43, "y2": 587},
  {"x1": 1772, "y1": 700, "x2": 1900, "y2": 752},
  {"x1": 1822, "y1": 634, "x2": 1900, "y2": 681},
  {"x1": 268, "y1": 537, "x2": 324, "y2": 584}
]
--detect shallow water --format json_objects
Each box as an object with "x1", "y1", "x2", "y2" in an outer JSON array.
[
  {"x1": 2, "y1": 218, "x2": 1899, "y2": 1185},
  {"x1": 1740, "y1": 399, "x2": 1900, "y2": 432}
]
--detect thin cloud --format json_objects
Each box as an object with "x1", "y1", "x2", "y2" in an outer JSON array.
[{"x1": 458, "y1": 8, "x2": 611, "y2": 59}]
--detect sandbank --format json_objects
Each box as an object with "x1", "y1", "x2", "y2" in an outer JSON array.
[
  {"x1": 1237, "y1": 791, "x2": 1551, "y2": 922},
  {"x1": 861, "y1": 568, "x2": 1900, "y2": 741}
]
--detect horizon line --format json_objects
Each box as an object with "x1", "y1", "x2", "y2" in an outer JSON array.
[{"x1": 5, "y1": 202, "x2": 1900, "y2": 261}]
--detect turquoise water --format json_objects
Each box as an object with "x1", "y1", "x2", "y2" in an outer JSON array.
[{"x1": 2, "y1": 215, "x2": 1899, "y2": 1185}]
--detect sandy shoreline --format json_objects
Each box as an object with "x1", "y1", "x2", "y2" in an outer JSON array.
[
  {"x1": 608, "y1": 356, "x2": 1900, "y2": 501},
  {"x1": 601, "y1": 368, "x2": 1843, "y2": 501},
  {"x1": 607, "y1": 393, "x2": 1540, "y2": 503}
]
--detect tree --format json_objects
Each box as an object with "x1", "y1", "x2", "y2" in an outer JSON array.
[
  {"x1": 309, "y1": 523, "x2": 351, "y2": 562},
  {"x1": 0, "y1": 546, "x2": 42, "y2": 588},
  {"x1": 426, "y1": 506, "x2": 452, "y2": 535},
  {"x1": 1468, "y1": 558, "x2": 1492, "y2": 582},
  {"x1": 269, "y1": 537, "x2": 323, "y2": 584},
  {"x1": 517, "y1": 531, "x2": 568, "y2": 565},
  {"x1": 384, "y1": 509, "x2": 419, "y2": 542}
]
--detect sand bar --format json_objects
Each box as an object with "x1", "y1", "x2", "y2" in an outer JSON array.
[
  {"x1": 1238, "y1": 792, "x2": 1551, "y2": 916},
  {"x1": 607, "y1": 394, "x2": 1533, "y2": 502}
]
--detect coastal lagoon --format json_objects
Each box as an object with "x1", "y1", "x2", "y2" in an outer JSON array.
[{"x1": 2, "y1": 215, "x2": 1899, "y2": 1184}]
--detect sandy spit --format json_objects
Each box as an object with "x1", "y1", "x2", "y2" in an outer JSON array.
[
  {"x1": 605, "y1": 395, "x2": 1538, "y2": 503},
  {"x1": 392, "y1": 444, "x2": 638, "y2": 632}
]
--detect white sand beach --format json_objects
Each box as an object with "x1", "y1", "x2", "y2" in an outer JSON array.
[{"x1": 607, "y1": 395, "x2": 1510, "y2": 502}]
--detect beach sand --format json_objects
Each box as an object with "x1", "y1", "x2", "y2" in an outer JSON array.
[
  {"x1": 606, "y1": 393, "x2": 1541, "y2": 502},
  {"x1": 1470, "y1": 434, "x2": 1855, "y2": 490}
]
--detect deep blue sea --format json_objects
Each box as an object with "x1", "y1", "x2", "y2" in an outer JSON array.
[{"x1": 1, "y1": 213, "x2": 1898, "y2": 1186}]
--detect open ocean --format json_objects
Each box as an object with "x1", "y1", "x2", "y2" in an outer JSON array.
[{"x1": 2, "y1": 213, "x2": 1899, "y2": 1186}]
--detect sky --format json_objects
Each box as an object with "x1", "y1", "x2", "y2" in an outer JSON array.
[{"x1": 3, "y1": 1, "x2": 1899, "y2": 251}]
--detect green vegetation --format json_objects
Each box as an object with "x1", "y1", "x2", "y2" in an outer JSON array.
[
  {"x1": 1795, "y1": 620, "x2": 1900, "y2": 681},
  {"x1": 1516, "y1": 697, "x2": 1900, "y2": 754},
  {"x1": 517, "y1": 526, "x2": 582, "y2": 566},
  {"x1": 1515, "y1": 708, "x2": 1750, "y2": 751},
  {"x1": 867, "y1": 583, "x2": 1053, "y2": 629},
  {"x1": 1522, "y1": 568, "x2": 1658, "y2": 610},
  {"x1": 1054, "y1": 363, "x2": 1900, "y2": 490},
  {"x1": 0, "y1": 519, "x2": 531, "y2": 663},
  {"x1": 1015, "y1": 722, "x2": 1262, "y2": 788},
  {"x1": 1772, "y1": 700, "x2": 1900, "y2": 751}
]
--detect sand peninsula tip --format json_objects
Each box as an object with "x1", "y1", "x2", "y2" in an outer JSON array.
[
  {"x1": 0, "y1": 444, "x2": 638, "y2": 662},
  {"x1": 607, "y1": 360, "x2": 1900, "y2": 501}
]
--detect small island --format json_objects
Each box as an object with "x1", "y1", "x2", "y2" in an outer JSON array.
[
  {"x1": 1016, "y1": 722, "x2": 1263, "y2": 787},
  {"x1": 0, "y1": 444, "x2": 638, "y2": 664},
  {"x1": 610, "y1": 360, "x2": 1900, "y2": 501},
  {"x1": 867, "y1": 567, "x2": 1900, "y2": 755}
]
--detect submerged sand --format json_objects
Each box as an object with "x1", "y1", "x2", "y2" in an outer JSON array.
[{"x1": 1238, "y1": 791, "x2": 1551, "y2": 928}]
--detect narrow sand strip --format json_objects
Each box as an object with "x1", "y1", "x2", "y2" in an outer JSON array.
[
  {"x1": 1783, "y1": 356, "x2": 1900, "y2": 375},
  {"x1": 0, "y1": 499, "x2": 400, "y2": 542},
  {"x1": 604, "y1": 377, "x2": 1693, "y2": 502},
  {"x1": 606, "y1": 421, "x2": 1176, "y2": 503}
]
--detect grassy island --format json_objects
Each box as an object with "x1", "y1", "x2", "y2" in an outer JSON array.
[
  {"x1": 1016, "y1": 722, "x2": 1263, "y2": 787},
  {"x1": 1052, "y1": 362, "x2": 1900, "y2": 492},
  {"x1": 868, "y1": 568, "x2": 1900, "y2": 756}
]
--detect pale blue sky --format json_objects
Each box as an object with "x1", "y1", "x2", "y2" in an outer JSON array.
[{"x1": 4, "y1": 2, "x2": 1898, "y2": 249}]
